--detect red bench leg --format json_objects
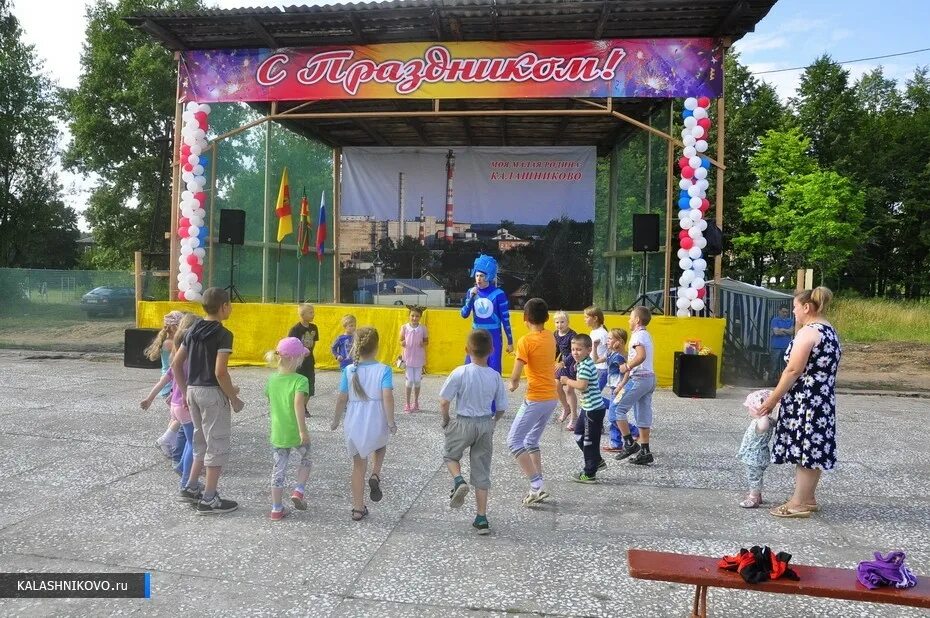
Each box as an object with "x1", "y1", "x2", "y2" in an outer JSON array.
[{"x1": 690, "y1": 585, "x2": 708, "y2": 618}]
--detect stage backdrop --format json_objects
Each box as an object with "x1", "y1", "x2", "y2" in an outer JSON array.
[
  {"x1": 341, "y1": 146, "x2": 596, "y2": 225},
  {"x1": 137, "y1": 301, "x2": 724, "y2": 387}
]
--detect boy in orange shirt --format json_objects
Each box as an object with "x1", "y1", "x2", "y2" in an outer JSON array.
[{"x1": 507, "y1": 297, "x2": 558, "y2": 506}]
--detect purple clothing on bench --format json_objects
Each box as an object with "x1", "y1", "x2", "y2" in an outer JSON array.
[{"x1": 857, "y1": 551, "x2": 918, "y2": 590}]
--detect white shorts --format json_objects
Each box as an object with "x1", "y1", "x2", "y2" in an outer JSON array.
[{"x1": 405, "y1": 366, "x2": 423, "y2": 386}]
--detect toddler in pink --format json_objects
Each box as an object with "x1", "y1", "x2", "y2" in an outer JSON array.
[{"x1": 399, "y1": 306, "x2": 428, "y2": 412}]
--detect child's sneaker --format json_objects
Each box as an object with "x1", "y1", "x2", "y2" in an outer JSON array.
[
  {"x1": 403, "y1": 403, "x2": 413, "y2": 413},
  {"x1": 614, "y1": 442, "x2": 641, "y2": 461},
  {"x1": 472, "y1": 515, "x2": 490, "y2": 535},
  {"x1": 629, "y1": 450, "x2": 654, "y2": 465},
  {"x1": 522, "y1": 489, "x2": 550, "y2": 506},
  {"x1": 597, "y1": 459, "x2": 608, "y2": 471},
  {"x1": 449, "y1": 478, "x2": 469, "y2": 509},
  {"x1": 195, "y1": 493, "x2": 238, "y2": 515},
  {"x1": 291, "y1": 490, "x2": 307, "y2": 511},
  {"x1": 155, "y1": 438, "x2": 174, "y2": 459},
  {"x1": 177, "y1": 485, "x2": 203, "y2": 504},
  {"x1": 569, "y1": 471, "x2": 597, "y2": 484},
  {"x1": 270, "y1": 507, "x2": 287, "y2": 521}
]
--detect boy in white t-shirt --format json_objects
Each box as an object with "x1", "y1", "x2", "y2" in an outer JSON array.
[{"x1": 612, "y1": 306, "x2": 657, "y2": 465}]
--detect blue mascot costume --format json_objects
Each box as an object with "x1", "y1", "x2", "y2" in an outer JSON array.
[{"x1": 461, "y1": 254, "x2": 513, "y2": 375}]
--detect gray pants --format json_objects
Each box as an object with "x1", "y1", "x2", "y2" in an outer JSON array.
[
  {"x1": 272, "y1": 444, "x2": 312, "y2": 488},
  {"x1": 746, "y1": 464, "x2": 766, "y2": 492},
  {"x1": 443, "y1": 416, "x2": 495, "y2": 490}
]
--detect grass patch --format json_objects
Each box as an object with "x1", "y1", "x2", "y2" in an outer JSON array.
[{"x1": 831, "y1": 298, "x2": 930, "y2": 343}]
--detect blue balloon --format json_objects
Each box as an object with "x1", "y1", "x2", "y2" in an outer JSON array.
[
  {"x1": 680, "y1": 190, "x2": 690, "y2": 200},
  {"x1": 701, "y1": 157, "x2": 712, "y2": 169},
  {"x1": 682, "y1": 109, "x2": 693, "y2": 118},
  {"x1": 199, "y1": 156, "x2": 209, "y2": 167},
  {"x1": 678, "y1": 197, "x2": 691, "y2": 209},
  {"x1": 198, "y1": 227, "x2": 209, "y2": 239}
]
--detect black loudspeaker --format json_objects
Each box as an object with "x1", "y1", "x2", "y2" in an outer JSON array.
[
  {"x1": 124, "y1": 328, "x2": 162, "y2": 369},
  {"x1": 632, "y1": 213, "x2": 660, "y2": 252},
  {"x1": 218, "y1": 209, "x2": 246, "y2": 245},
  {"x1": 673, "y1": 352, "x2": 717, "y2": 398},
  {"x1": 703, "y1": 220, "x2": 723, "y2": 257}
]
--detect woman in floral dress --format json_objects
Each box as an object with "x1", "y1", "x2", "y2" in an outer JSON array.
[{"x1": 759, "y1": 287, "x2": 841, "y2": 518}]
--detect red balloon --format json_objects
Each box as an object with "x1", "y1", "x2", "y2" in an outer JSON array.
[
  {"x1": 701, "y1": 198, "x2": 710, "y2": 210},
  {"x1": 696, "y1": 287, "x2": 706, "y2": 299},
  {"x1": 680, "y1": 237, "x2": 694, "y2": 250},
  {"x1": 198, "y1": 118, "x2": 208, "y2": 131},
  {"x1": 183, "y1": 163, "x2": 193, "y2": 172},
  {"x1": 186, "y1": 254, "x2": 199, "y2": 266},
  {"x1": 679, "y1": 229, "x2": 689, "y2": 240},
  {"x1": 194, "y1": 192, "x2": 207, "y2": 205},
  {"x1": 697, "y1": 96, "x2": 711, "y2": 108},
  {"x1": 697, "y1": 117, "x2": 711, "y2": 130},
  {"x1": 179, "y1": 217, "x2": 191, "y2": 228},
  {"x1": 178, "y1": 226, "x2": 190, "y2": 238},
  {"x1": 681, "y1": 166, "x2": 694, "y2": 179},
  {"x1": 181, "y1": 144, "x2": 191, "y2": 157},
  {"x1": 193, "y1": 111, "x2": 207, "y2": 123},
  {"x1": 678, "y1": 157, "x2": 690, "y2": 170},
  {"x1": 177, "y1": 290, "x2": 187, "y2": 301}
]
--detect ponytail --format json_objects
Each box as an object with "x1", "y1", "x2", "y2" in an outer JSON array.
[
  {"x1": 144, "y1": 327, "x2": 171, "y2": 361},
  {"x1": 795, "y1": 286, "x2": 833, "y2": 314},
  {"x1": 350, "y1": 326, "x2": 379, "y2": 399}
]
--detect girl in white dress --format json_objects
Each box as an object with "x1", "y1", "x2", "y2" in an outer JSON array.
[{"x1": 331, "y1": 326, "x2": 397, "y2": 520}]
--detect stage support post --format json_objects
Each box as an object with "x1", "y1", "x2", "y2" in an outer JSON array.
[
  {"x1": 713, "y1": 50, "x2": 727, "y2": 316},
  {"x1": 332, "y1": 146, "x2": 342, "y2": 303},
  {"x1": 605, "y1": 145, "x2": 619, "y2": 310},
  {"x1": 207, "y1": 142, "x2": 218, "y2": 289},
  {"x1": 134, "y1": 251, "x2": 142, "y2": 327},
  {"x1": 663, "y1": 100, "x2": 675, "y2": 316},
  {"x1": 168, "y1": 53, "x2": 182, "y2": 301},
  {"x1": 261, "y1": 118, "x2": 271, "y2": 302}
]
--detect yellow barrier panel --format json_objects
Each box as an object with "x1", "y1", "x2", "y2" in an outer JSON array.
[{"x1": 138, "y1": 301, "x2": 725, "y2": 387}]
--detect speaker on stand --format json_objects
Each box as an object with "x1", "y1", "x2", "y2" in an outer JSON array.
[
  {"x1": 218, "y1": 209, "x2": 245, "y2": 302},
  {"x1": 624, "y1": 213, "x2": 663, "y2": 313}
]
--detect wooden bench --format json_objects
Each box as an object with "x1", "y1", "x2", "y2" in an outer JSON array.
[{"x1": 628, "y1": 549, "x2": 930, "y2": 617}]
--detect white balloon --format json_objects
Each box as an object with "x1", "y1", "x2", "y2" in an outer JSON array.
[
  {"x1": 181, "y1": 190, "x2": 193, "y2": 201},
  {"x1": 689, "y1": 246, "x2": 703, "y2": 259},
  {"x1": 689, "y1": 208, "x2": 704, "y2": 222},
  {"x1": 186, "y1": 101, "x2": 199, "y2": 112},
  {"x1": 184, "y1": 272, "x2": 197, "y2": 284},
  {"x1": 684, "y1": 116, "x2": 697, "y2": 129},
  {"x1": 188, "y1": 225, "x2": 201, "y2": 238},
  {"x1": 694, "y1": 167, "x2": 708, "y2": 180},
  {"x1": 683, "y1": 135, "x2": 696, "y2": 147},
  {"x1": 182, "y1": 172, "x2": 194, "y2": 183},
  {"x1": 180, "y1": 262, "x2": 192, "y2": 274},
  {"x1": 684, "y1": 287, "x2": 698, "y2": 300},
  {"x1": 693, "y1": 258, "x2": 707, "y2": 271},
  {"x1": 683, "y1": 146, "x2": 697, "y2": 158},
  {"x1": 677, "y1": 248, "x2": 689, "y2": 260},
  {"x1": 193, "y1": 165, "x2": 205, "y2": 176},
  {"x1": 678, "y1": 208, "x2": 691, "y2": 221},
  {"x1": 688, "y1": 185, "x2": 701, "y2": 198},
  {"x1": 695, "y1": 237, "x2": 707, "y2": 249},
  {"x1": 690, "y1": 298, "x2": 705, "y2": 311},
  {"x1": 684, "y1": 97, "x2": 698, "y2": 110},
  {"x1": 677, "y1": 308, "x2": 691, "y2": 317},
  {"x1": 691, "y1": 126, "x2": 705, "y2": 139},
  {"x1": 676, "y1": 297, "x2": 691, "y2": 310},
  {"x1": 189, "y1": 216, "x2": 204, "y2": 227},
  {"x1": 679, "y1": 178, "x2": 692, "y2": 190},
  {"x1": 680, "y1": 270, "x2": 696, "y2": 284},
  {"x1": 679, "y1": 257, "x2": 693, "y2": 270},
  {"x1": 688, "y1": 226, "x2": 703, "y2": 239},
  {"x1": 179, "y1": 237, "x2": 193, "y2": 248},
  {"x1": 198, "y1": 103, "x2": 211, "y2": 114},
  {"x1": 178, "y1": 279, "x2": 191, "y2": 292},
  {"x1": 689, "y1": 196, "x2": 702, "y2": 208},
  {"x1": 693, "y1": 278, "x2": 706, "y2": 290},
  {"x1": 194, "y1": 248, "x2": 206, "y2": 258},
  {"x1": 182, "y1": 110, "x2": 194, "y2": 121},
  {"x1": 188, "y1": 237, "x2": 201, "y2": 249},
  {"x1": 698, "y1": 219, "x2": 708, "y2": 231},
  {"x1": 680, "y1": 217, "x2": 694, "y2": 229},
  {"x1": 186, "y1": 290, "x2": 203, "y2": 302},
  {"x1": 191, "y1": 144, "x2": 203, "y2": 156},
  {"x1": 193, "y1": 208, "x2": 206, "y2": 218},
  {"x1": 186, "y1": 182, "x2": 201, "y2": 192},
  {"x1": 693, "y1": 107, "x2": 708, "y2": 120},
  {"x1": 698, "y1": 178, "x2": 710, "y2": 191},
  {"x1": 189, "y1": 281, "x2": 203, "y2": 293},
  {"x1": 185, "y1": 120, "x2": 199, "y2": 132},
  {"x1": 681, "y1": 129, "x2": 692, "y2": 140},
  {"x1": 192, "y1": 128, "x2": 205, "y2": 141},
  {"x1": 688, "y1": 156, "x2": 702, "y2": 169},
  {"x1": 696, "y1": 140, "x2": 709, "y2": 153}
]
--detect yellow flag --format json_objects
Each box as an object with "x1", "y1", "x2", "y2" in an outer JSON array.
[{"x1": 275, "y1": 168, "x2": 293, "y2": 243}]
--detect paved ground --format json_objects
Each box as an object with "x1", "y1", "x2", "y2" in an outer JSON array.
[{"x1": 1, "y1": 350, "x2": 928, "y2": 617}]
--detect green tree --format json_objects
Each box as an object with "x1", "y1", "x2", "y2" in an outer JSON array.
[
  {"x1": 790, "y1": 55, "x2": 859, "y2": 171},
  {"x1": 64, "y1": 0, "x2": 201, "y2": 269},
  {"x1": 734, "y1": 128, "x2": 864, "y2": 283},
  {"x1": 0, "y1": 1, "x2": 79, "y2": 268}
]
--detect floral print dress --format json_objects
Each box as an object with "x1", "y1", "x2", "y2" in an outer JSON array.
[{"x1": 771, "y1": 322, "x2": 841, "y2": 470}]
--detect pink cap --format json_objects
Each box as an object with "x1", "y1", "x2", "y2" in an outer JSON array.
[
  {"x1": 743, "y1": 389, "x2": 773, "y2": 418},
  {"x1": 164, "y1": 311, "x2": 184, "y2": 327},
  {"x1": 276, "y1": 336, "x2": 309, "y2": 359}
]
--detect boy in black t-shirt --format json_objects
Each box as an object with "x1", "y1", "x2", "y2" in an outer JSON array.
[
  {"x1": 287, "y1": 304, "x2": 319, "y2": 411},
  {"x1": 172, "y1": 287, "x2": 245, "y2": 515}
]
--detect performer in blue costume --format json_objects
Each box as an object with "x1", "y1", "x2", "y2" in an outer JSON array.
[{"x1": 461, "y1": 254, "x2": 513, "y2": 374}]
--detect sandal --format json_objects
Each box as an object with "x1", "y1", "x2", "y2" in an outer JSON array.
[
  {"x1": 770, "y1": 503, "x2": 812, "y2": 518},
  {"x1": 739, "y1": 494, "x2": 762, "y2": 509},
  {"x1": 351, "y1": 506, "x2": 369, "y2": 521},
  {"x1": 369, "y1": 474, "x2": 383, "y2": 502},
  {"x1": 805, "y1": 503, "x2": 821, "y2": 512}
]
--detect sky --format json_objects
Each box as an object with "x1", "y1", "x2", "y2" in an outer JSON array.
[{"x1": 11, "y1": 0, "x2": 930, "y2": 228}]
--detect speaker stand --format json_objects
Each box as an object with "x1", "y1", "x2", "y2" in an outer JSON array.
[
  {"x1": 224, "y1": 242, "x2": 244, "y2": 303},
  {"x1": 623, "y1": 251, "x2": 663, "y2": 314}
]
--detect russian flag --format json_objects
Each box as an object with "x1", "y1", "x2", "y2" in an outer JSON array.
[{"x1": 316, "y1": 192, "x2": 327, "y2": 263}]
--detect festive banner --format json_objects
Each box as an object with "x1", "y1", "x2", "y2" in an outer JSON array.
[
  {"x1": 341, "y1": 146, "x2": 596, "y2": 227},
  {"x1": 180, "y1": 38, "x2": 722, "y2": 102}
]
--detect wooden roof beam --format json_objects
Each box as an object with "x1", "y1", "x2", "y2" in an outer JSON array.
[
  {"x1": 461, "y1": 116, "x2": 475, "y2": 145},
  {"x1": 334, "y1": 102, "x2": 388, "y2": 145},
  {"x1": 594, "y1": 1, "x2": 612, "y2": 39},
  {"x1": 489, "y1": 1, "x2": 500, "y2": 40},
  {"x1": 346, "y1": 12, "x2": 367, "y2": 43},
  {"x1": 715, "y1": 0, "x2": 749, "y2": 35},
  {"x1": 408, "y1": 118, "x2": 431, "y2": 145},
  {"x1": 142, "y1": 18, "x2": 185, "y2": 50},
  {"x1": 448, "y1": 16, "x2": 463, "y2": 40},
  {"x1": 247, "y1": 17, "x2": 279, "y2": 48},
  {"x1": 429, "y1": 7, "x2": 444, "y2": 40},
  {"x1": 500, "y1": 116, "x2": 508, "y2": 146}
]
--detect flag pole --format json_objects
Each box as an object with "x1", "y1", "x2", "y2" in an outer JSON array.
[
  {"x1": 317, "y1": 258, "x2": 321, "y2": 302},
  {"x1": 275, "y1": 241, "x2": 282, "y2": 302}
]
